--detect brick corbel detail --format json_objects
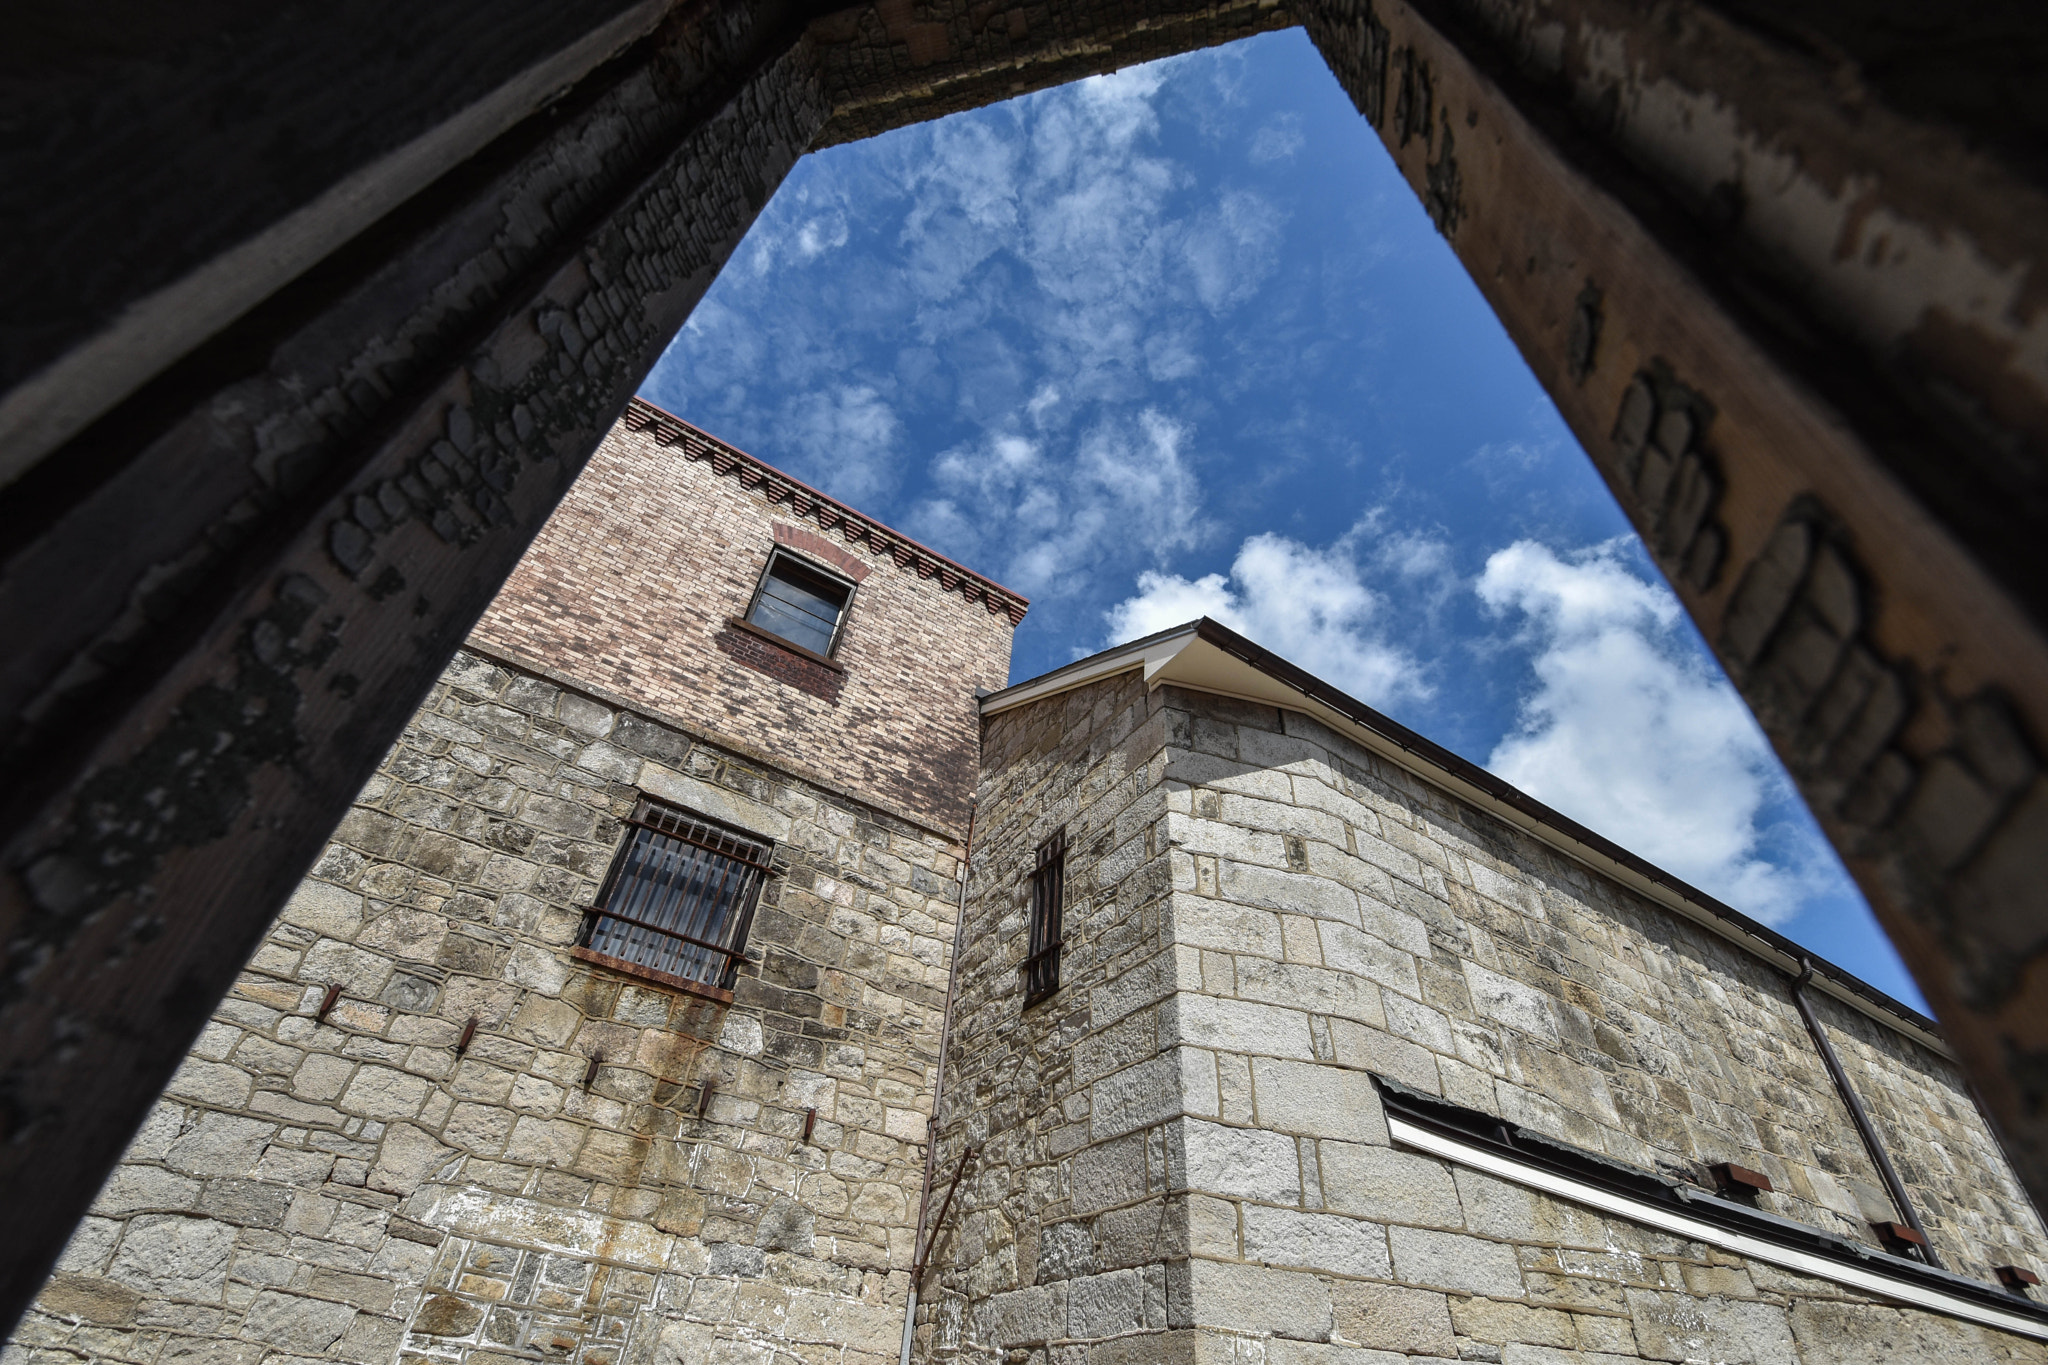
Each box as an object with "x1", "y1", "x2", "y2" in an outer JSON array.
[{"x1": 623, "y1": 397, "x2": 1030, "y2": 625}]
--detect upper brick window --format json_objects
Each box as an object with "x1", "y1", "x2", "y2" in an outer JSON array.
[
  {"x1": 746, "y1": 549, "x2": 854, "y2": 657},
  {"x1": 573, "y1": 797, "x2": 771, "y2": 995},
  {"x1": 1023, "y1": 827, "x2": 1066, "y2": 1006}
]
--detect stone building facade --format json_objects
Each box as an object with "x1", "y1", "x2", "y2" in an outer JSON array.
[
  {"x1": 6, "y1": 402, "x2": 1018, "y2": 1365},
  {"x1": 923, "y1": 624, "x2": 2048, "y2": 1363},
  {"x1": 13, "y1": 412, "x2": 2048, "y2": 1365}
]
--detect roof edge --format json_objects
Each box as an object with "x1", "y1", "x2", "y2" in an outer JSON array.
[
  {"x1": 622, "y1": 396, "x2": 1029, "y2": 623},
  {"x1": 982, "y1": 617, "x2": 1947, "y2": 1057}
]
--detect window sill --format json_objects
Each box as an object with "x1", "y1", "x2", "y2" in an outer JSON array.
[
  {"x1": 571, "y1": 945, "x2": 736, "y2": 1003},
  {"x1": 725, "y1": 616, "x2": 844, "y2": 671}
]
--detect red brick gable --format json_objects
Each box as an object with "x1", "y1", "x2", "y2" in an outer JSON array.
[
  {"x1": 623, "y1": 396, "x2": 1027, "y2": 625},
  {"x1": 471, "y1": 411, "x2": 1015, "y2": 833}
]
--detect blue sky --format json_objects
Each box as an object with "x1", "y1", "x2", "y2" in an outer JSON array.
[{"x1": 639, "y1": 29, "x2": 1924, "y2": 1008}]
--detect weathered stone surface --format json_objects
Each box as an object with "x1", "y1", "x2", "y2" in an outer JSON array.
[
  {"x1": 22, "y1": 475, "x2": 2048, "y2": 1365},
  {"x1": 1066, "y1": 1268, "x2": 1153, "y2": 1338},
  {"x1": 412, "y1": 1293, "x2": 483, "y2": 1337},
  {"x1": 1247, "y1": 1058, "x2": 1386, "y2": 1143},
  {"x1": 14, "y1": 539, "x2": 991, "y2": 1365},
  {"x1": 1319, "y1": 1144, "x2": 1462, "y2": 1229},
  {"x1": 1185, "y1": 1260, "x2": 1332, "y2": 1341},
  {"x1": 928, "y1": 674, "x2": 2048, "y2": 1365},
  {"x1": 105, "y1": 1217, "x2": 237, "y2": 1301},
  {"x1": 1387, "y1": 1225, "x2": 1526, "y2": 1298},
  {"x1": 1239, "y1": 1207, "x2": 1391, "y2": 1279},
  {"x1": 34, "y1": 1276, "x2": 141, "y2": 1327},
  {"x1": 240, "y1": 1292, "x2": 355, "y2": 1353},
  {"x1": 1329, "y1": 1280, "x2": 1454, "y2": 1356},
  {"x1": 1626, "y1": 1289, "x2": 1795, "y2": 1363},
  {"x1": 1175, "y1": 1120, "x2": 1301, "y2": 1204}
]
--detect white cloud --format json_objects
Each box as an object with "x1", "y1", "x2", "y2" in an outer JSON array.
[
  {"x1": 795, "y1": 212, "x2": 849, "y2": 258},
  {"x1": 1180, "y1": 190, "x2": 1286, "y2": 313},
  {"x1": 1369, "y1": 523, "x2": 1455, "y2": 606},
  {"x1": 1104, "y1": 531, "x2": 1431, "y2": 708},
  {"x1": 773, "y1": 385, "x2": 903, "y2": 504},
  {"x1": 882, "y1": 57, "x2": 1283, "y2": 412},
  {"x1": 647, "y1": 46, "x2": 1304, "y2": 592},
  {"x1": 1249, "y1": 116, "x2": 1304, "y2": 164},
  {"x1": 917, "y1": 408, "x2": 1208, "y2": 601},
  {"x1": 1476, "y1": 540, "x2": 1833, "y2": 924}
]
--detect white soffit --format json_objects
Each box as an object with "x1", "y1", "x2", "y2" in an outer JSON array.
[
  {"x1": 1390, "y1": 1114, "x2": 2048, "y2": 1341},
  {"x1": 977, "y1": 624, "x2": 1201, "y2": 716}
]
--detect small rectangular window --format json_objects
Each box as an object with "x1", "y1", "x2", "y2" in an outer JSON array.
[
  {"x1": 1023, "y1": 827, "x2": 1065, "y2": 1006},
  {"x1": 576, "y1": 798, "x2": 771, "y2": 993},
  {"x1": 746, "y1": 551, "x2": 853, "y2": 657}
]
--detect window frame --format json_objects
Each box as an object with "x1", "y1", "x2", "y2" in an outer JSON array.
[
  {"x1": 1022, "y1": 827, "x2": 1066, "y2": 1007},
  {"x1": 572, "y1": 796, "x2": 774, "y2": 1000},
  {"x1": 742, "y1": 547, "x2": 858, "y2": 660}
]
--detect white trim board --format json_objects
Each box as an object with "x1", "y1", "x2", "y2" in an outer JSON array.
[{"x1": 1388, "y1": 1113, "x2": 2048, "y2": 1341}]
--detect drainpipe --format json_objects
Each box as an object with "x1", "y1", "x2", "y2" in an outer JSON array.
[
  {"x1": 1791, "y1": 960, "x2": 1942, "y2": 1268},
  {"x1": 899, "y1": 798, "x2": 977, "y2": 1365}
]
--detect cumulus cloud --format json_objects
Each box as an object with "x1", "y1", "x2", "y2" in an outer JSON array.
[
  {"x1": 1476, "y1": 540, "x2": 1833, "y2": 924},
  {"x1": 1104, "y1": 530, "x2": 1431, "y2": 708}
]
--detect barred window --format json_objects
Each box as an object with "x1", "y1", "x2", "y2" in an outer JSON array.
[
  {"x1": 746, "y1": 550, "x2": 853, "y2": 657},
  {"x1": 1022, "y1": 827, "x2": 1065, "y2": 1006},
  {"x1": 574, "y1": 798, "x2": 771, "y2": 994}
]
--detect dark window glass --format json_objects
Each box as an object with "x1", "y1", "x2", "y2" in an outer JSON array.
[
  {"x1": 747, "y1": 553, "x2": 851, "y2": 656},
  {"x1": 579, "y1": 799, "x2": 770, "y2": 991},
  {"x1": 1023, "y1": 827, "x2": 1065, "y2": 1006}
]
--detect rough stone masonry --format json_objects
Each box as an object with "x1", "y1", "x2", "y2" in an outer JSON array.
[
  {"x1": 925, "y1": 645, "x2": 2048, "y2": 1362},
  {"x1": 5, "y1": 406, "x2": 1016, "y2": 1365},
  {"x1": 11, "y1": 407, "x2": 2048, "y2": 1365},
  {"x1": 10, "y1": 0, "x2": 2048, "y2": 1310}
]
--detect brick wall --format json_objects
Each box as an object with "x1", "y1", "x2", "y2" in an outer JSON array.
[
  {"x1": 469, "y1": 404, "x2": 1019, "y2": 835},
  {"x1": 12, "y1": 651, "x2": 968, "y2": 1365},
  {"x1": 923, "y1": 676, "x2": 2048, "y2": 1363}
]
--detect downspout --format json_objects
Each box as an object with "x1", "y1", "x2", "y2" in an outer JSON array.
[
  {"x1": 900, "y1": 798, "x2": 977, "y2": 1365},
  {"x1": 1791, "y1": 960, "x2": 1942, "y2": 1268}
]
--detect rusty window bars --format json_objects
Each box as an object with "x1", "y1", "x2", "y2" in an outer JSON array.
[
  {"x1": 579, "y1": 797, "x2": 771, "y2": 991},
  {"x1": 1022, "y1": 827, "x2": 1065, "y2": 1006}
]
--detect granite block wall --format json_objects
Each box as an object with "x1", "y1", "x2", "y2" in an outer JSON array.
[
  {"x1": 6, "y1": 650, "x2": 970, "y2": 1365},
  {"x1": 927, "y1": 675, "x2": 2048, "y2": 1363},
  {"x1": 916, "y1": 670, "x2": 1185, "y2": 1363}
]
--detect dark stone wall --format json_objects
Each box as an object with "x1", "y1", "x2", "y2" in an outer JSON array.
[{"x1": 0, "y1": 1, "x2": 837, "y2": 1326}]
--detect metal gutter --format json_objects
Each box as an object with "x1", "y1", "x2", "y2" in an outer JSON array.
[
  {"x1": 899, "y1": 798, "x2": 978, "y2": 1365},
  {"x1": 1793, "y1": 960, "x2": 1940, "y2": 1266}
]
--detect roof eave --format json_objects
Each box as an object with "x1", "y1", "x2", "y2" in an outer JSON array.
[{"x1": 980, "y1": 617, "x2": 1948, "y2": 1058}]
